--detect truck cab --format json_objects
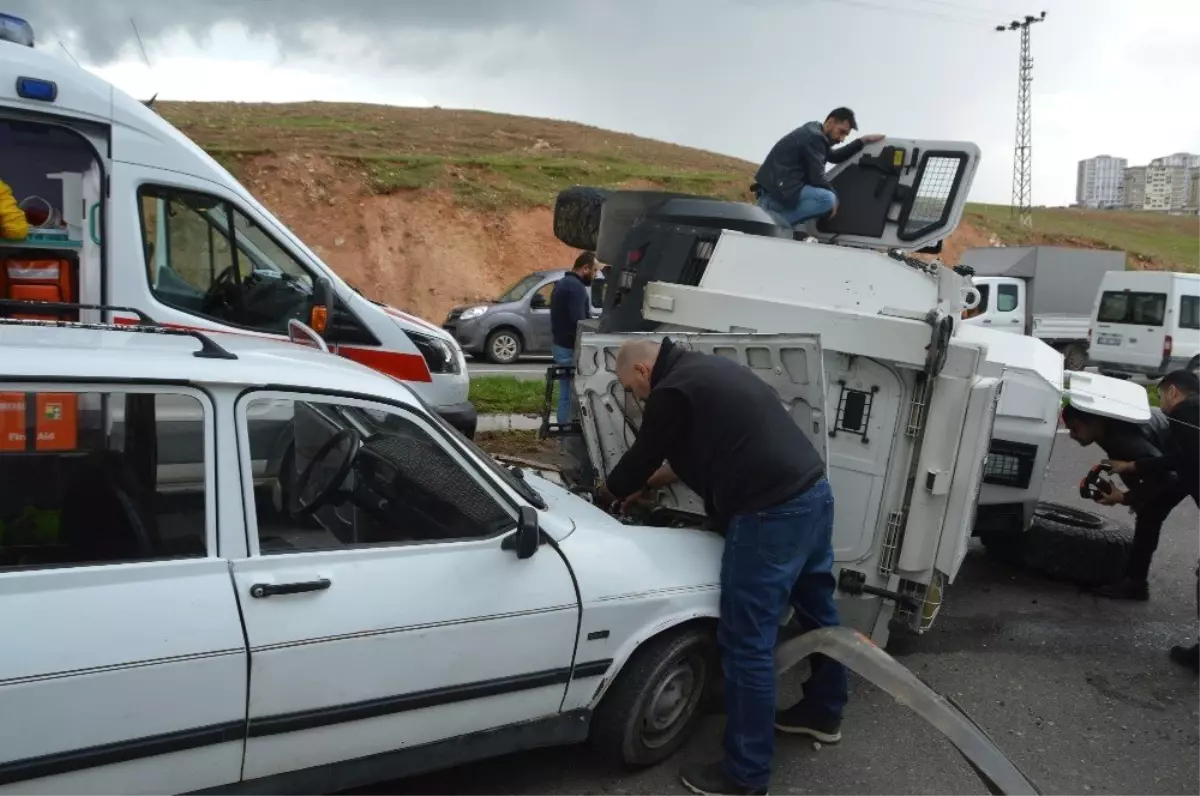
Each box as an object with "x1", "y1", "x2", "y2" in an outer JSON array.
[{"x1": 0, "y1": 39, "x2": 476, "y2": 437}]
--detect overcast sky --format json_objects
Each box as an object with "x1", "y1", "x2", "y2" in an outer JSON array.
[{"x1": 11, "y1": 0, "x2": 1200, "y2": 206}]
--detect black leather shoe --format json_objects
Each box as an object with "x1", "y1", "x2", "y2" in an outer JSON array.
[{"x1": 679, "y1": 762, "x2": 767, "y2": 796}]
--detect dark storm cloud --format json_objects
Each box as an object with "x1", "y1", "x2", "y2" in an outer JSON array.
[{"x1": 9, "y1": 0, "x2": 584, "y2": 64}]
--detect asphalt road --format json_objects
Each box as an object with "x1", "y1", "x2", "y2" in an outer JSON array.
[{"x1": 357, "y1": 433, "x2": 1199, "y2": 796}]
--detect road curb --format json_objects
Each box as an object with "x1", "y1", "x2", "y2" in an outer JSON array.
[{"x1": 477, "y1": 414, "x2": 542, "y2": 432}]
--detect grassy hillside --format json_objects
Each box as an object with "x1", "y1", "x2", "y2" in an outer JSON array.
[
  {"x1": 159, "y1": 101, "x2": 1198, "y2": 271},
  {"x1": 158, "y1": 101, "x2": 755, "y2": 210}
]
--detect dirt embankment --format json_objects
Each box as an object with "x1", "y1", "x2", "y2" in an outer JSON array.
[{"x1": 231, "y1": 153, "x2": 578, "y2": 322}]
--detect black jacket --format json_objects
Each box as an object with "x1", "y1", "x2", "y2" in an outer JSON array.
[
  {"x1": 1097, "y1": 409, "x2": 1180, "y2": 509},
  {"x1": 1135, "y1": 395, "x2": 1199, "y2": 504},
  {"x1": 550, "y1": 271, "x2": 590, "y2": 349},
  {"x1": 605, "y1": 338, "x2": 826, "y2": 530},
  {"x1": 753, "y1": 121, "x2": 865, "y2": 205}
]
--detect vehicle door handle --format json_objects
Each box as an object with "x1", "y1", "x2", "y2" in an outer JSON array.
[
  {"x1": 982, "y1": 319, "x2": 992, "y2": 324},
  {"x1": 249, "y1": 578, "x2": 331, "y2": 599}
]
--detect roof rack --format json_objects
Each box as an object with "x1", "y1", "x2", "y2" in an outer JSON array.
[
  {"x1": 0, "y1": 313, "x2": 237, "y2": 360},
  {"x1": 0, "y1": 299, "x2": 160, "y2": 326}
]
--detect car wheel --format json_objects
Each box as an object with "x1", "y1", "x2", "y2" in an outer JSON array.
[
  {"x1": 591, "y1": 625, "x2": 715, "y2": 768},
  {"x1": 1188, "y1": 356, "x2": 1199, "y2": 376},
  {"x1": 485, "y1": 329, "x2": 522, "y2": 365},
  {"x1": 1021, "y1": 501, "x2": 1134, "y2": 586}
]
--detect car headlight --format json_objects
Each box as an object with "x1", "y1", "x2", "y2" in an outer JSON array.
[
  {"x1": 459, "y1": 306, "x2": 488, "y2": 321},
  {"x1": 405, "y1": 329, "x2": 461, "y2": 375}
]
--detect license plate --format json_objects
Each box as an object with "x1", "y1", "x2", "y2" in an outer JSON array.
[{"x1": 1097, "y1": 334, "x2": 1121, "y2": 346}]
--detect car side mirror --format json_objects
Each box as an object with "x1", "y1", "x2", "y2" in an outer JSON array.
[
  {"x1": 311, "y1": 276, "x2": 336, "y2": 334},
  {"x1": 501, "y1": 506, "x2": 541, "y2": 559}
]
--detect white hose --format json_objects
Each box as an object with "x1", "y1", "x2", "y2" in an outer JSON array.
[{"x1": 17, "y1": 195, "x2": 61, "y2": 229}]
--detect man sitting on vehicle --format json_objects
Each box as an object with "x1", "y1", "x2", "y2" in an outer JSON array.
[
  {"x1": 752, "y1": 108, "x2": 884, "y2": 229},
  {"x1": 1061, "y1": 401, "x2": 1192, "y2": 601}
]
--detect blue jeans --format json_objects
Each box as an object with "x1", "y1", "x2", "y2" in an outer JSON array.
[
  {"x1": 551, "y1": 343, "x2": 574, "y2": 425},
  {"x1": 757, "y1": 185, "x2": 837, "y2": 227},
  {"x1": 719, "y1": 478, "x2": 848, "y2": 790}
]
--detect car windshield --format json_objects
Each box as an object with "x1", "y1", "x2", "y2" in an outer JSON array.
[{"x1": 496, "y1": 274, "x2": 543, "y2": 304}]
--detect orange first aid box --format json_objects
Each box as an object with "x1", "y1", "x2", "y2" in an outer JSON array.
[{"x1": 0, "y1": 392, "x2": 79, "y2": 452}]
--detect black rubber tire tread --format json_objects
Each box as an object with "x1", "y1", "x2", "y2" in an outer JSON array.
[
  {"x1": 553, "y1": 186, "x2": 611, "y2": 250},
  {"x1": 1021, "y1": 501, "x2": 1133, "y2": 586},
  {"x1": 596, "y1": 190, "x2": 701, "y2": 265},
  {"x1": 590, "y1": 624, "x2": 715, "y2": 768},
  {"x1": 1187, "y1": 356, "x2": 1199, "y2": 375},
  {"x1": 485, "y1": 327, "x2": 523, "y2": 365}
]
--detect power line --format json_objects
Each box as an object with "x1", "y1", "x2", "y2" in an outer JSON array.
[{"x1": 996, "y1": 11, "x2": 1046, "y2": 229}]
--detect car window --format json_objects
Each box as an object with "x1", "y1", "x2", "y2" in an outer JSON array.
[
  {"x1": 1180, "y1": 295, "x2": 1199, "y2": 330},
  {"x1": 1097, "y1": 290, "x2": 1166, "y2": 326},
  {"x1": 496, "y1": 274, "x2": 542, "y2": 304},
  {"x1": 140, "y1": 185, "x2": 316, "y2": 335},
  {"x1": 0, "y1": 388, "x2": 208, "y2": 570},
  {"x1": 242, "y1": 395, "x2": 516, "y2": 554},
  {"x1": 996, "y1": 284, "x2": 1019, "y2": 313},
  {"x1": 532, "y1": 281, "x2": 556, "y2": 308}
]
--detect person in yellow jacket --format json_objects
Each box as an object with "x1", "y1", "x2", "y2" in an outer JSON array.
[{"x1": 1, "y1": 178, "x2": 29, "y2": 240}]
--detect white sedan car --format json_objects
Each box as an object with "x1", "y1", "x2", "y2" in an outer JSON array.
[{"x1": 0, "y1": 319, "x2": 724, "y2": 795}]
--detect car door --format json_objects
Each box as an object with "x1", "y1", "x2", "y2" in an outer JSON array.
[
  {"x1": 229, "y1": 389, "x2": 579, "y2": 783},
  {"x1": 0, "y1": 384, "x2": 246, "y2": 795},
  {"x1": 527, "y1": 278, "x2": 558, "y2": 353},
  {"x1": 807, "y1": 139, "x2": 981, "y2": 253}
]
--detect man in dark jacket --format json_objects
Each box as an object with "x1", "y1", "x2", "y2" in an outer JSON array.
[
  {"x1": 549, "y1": 251, "x2": 596, "y2": 424},
  {"x1": 753, "y1": 107, "x2": 884, "y2": 228},
  {"x1": 1106, "y1": 369, "x2": 1200, "y2": 671},
  {"x1": 599, "y1": 337, "x2": 846, "y2": 796},
  {"x1": 1061, "y1": 402, "x2": 1191, "y2": 601}
]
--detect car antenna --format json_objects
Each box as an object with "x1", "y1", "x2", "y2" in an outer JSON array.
[
  {"x1": 57, "y1": 41, "x2": 80, "y2": 67},
  {"x1": 130, "y1": 18, "x2": 158, "y2": 110}
]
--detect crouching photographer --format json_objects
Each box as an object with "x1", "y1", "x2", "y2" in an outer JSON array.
[{"x1": 1061, "y1": 401, "x2": 1191, "y2": 602}]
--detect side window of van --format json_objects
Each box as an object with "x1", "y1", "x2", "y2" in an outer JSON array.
[
  {"x1": 139, "y1": 186, "x2": 317, "y2": 335},
  {"x1": 1180, "y1": 295, "x2": 1199, "y2": 331}
]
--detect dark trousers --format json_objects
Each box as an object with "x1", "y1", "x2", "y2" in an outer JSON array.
[
  {"x1": 718, "y1": 478, "x2": 848, "y2": 790},
  {"x1": 1126, "y1": 482, "x2": 1192, "y2": 584}
]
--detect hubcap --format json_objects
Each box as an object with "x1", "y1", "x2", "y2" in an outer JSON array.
[
  {"x1": 493, "y1": 335, "x2": 518, "y2": 361},
  {"x1": 639, "y1": 656, "x2": 701, "y2": 749}
]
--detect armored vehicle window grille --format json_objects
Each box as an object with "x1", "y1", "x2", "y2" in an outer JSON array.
[
  {"x1": 832, "y1": 382, "x2": 876, "y2": 442},
  {"x1": 679, "y1": 239, "x2": 716, "y2": 286},
  {"x1": 983, "y1": 439, "x2": 1038, "y2": 489},
  {"x1": 897, "y1": 152, "x2": 968, "y2": 242}
]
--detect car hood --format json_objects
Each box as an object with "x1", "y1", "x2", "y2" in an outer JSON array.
[{"x1": 519, "y1": 471, "x2": 723, "y2": 603}]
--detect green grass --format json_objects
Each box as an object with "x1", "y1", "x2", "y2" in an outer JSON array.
[
  {"x1": 965, "y1": 204, "x2": 1200, "y2": 272},
  {"x1": 356, "y1": 153, "x2": 747, "y2": 208},
  {"x1": 469, "y1": 376, "x2": 556, "y2": 415}
]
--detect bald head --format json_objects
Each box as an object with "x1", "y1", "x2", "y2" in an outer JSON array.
[{"x1": 615, "y1": 339, "x2": 662, "y2": 399}]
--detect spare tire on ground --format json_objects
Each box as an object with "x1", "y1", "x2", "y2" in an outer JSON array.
[
  {"x1": 983, "y1": 501, "x2": 1133, "y2": 586},
  {"x1": 553, "y1": 186, "x2": 611, "y2": 250}
]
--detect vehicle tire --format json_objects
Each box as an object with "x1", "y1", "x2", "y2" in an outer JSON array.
[
  {"x1": 591, "y1": 624, "x2": 716, "y2": 768},
  {"x1": 1062, "y1": 344, "x2": 1088, "y2": 372},
  {"x1": 596, "y1": 190, "x2": 703, "y2": 265},
  {"x1": 485, "y1": 328, "x2": 523, "y2": 365},
  {"x1": 1187, "y1": 356, "x2": 1199, "y2": 376},
  {"x1": 553, "y1": 186, "x2": 611, "y2": 250},
  {"x1": 1020, "y1": 501, "x2": 1133, "y2": 586}
]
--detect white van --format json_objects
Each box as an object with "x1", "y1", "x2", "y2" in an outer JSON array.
[
  {"x1": 0, "y1": 38, "x2": 476, "y2": 437},
  {"x1": 1088, "y1": 270, "x2": 1200, "y2": 379}
]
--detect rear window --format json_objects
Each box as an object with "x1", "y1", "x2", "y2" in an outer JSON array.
[
  {"x1": 1180, "y1": 295, "x2": 1199, "y2": 330},
  {"x1": 1096, "y1": 291, "x2": 1166, "y2": 326}
]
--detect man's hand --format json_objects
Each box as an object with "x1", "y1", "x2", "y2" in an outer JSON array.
[
  {"x1": 1105, "y1": 460, "x2": 1136, "y2": 476},
  {"x1": 621, "y1": 489, "x2": 651, "y2": 515},
  {"x1": 1096, "y1": 487, "x2": 1126, "y2": 507},
  {"x1": 594, "y1": 484, "x2": 618, "y2": 513},
  {"x1": 861, "y1": 133, "x2": 885, "y2": 144}
]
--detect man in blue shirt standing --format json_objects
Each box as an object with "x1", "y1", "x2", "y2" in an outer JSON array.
[
  {"x1": 753, "y1": 108, "x2": 884, "y2": 228},
  {"x1": 549, "y1": 250, "x2": 597, "y2": 425}
]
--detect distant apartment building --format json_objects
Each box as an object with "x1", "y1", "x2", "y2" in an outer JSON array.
[
  {"x1": 1122, "y1": 166, "x2": 1146, "y2": 208},
  {"x1": 1076, "y1": 155, "x2": 1126, "y2": 207},
  {"x1": 1155, "y1": 152, "x2": 1200, "y2": 169},
  {"x1": 1188, "y1": 166, "x2": 1200, "y2": 214}
]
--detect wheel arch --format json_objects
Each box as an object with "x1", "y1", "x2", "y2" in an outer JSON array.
[{"x1": 583, "y1": 610, "x2": 719, "y2": 711}]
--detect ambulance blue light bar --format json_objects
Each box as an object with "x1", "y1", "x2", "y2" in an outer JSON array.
[
  {"x1": 0, "y1": 12, "x2": 34, "y2": 47},
  {"x1": 16, "y1": 77, "x2": 57, "y2": 102}
]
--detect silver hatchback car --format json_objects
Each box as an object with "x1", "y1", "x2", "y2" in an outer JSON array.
[{"x1": 443, "y1": 269, "x2": 605, "y2": 364}]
